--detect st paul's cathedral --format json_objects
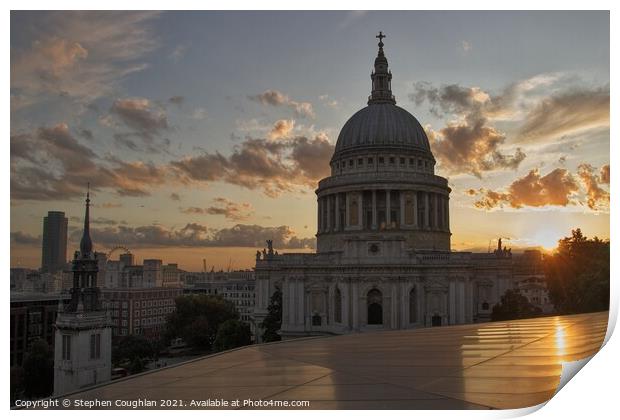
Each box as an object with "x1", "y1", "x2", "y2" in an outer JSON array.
[{"x1": 253, "y1": 33, "x2": 514, "y2": 340}]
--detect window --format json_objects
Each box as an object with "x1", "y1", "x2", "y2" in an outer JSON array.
[
  {"x1": 90, "y1": 333, "x2": 101, "y2": 359},
  {"x1": 378, "y1": 157, "x2": 384, "y2": 164},
  {"x1": 400, "y1": 157, "x2": 405, "y2": 165},
  {"x1": 358, "y1": 158, "x2": 363, "y2": 165},
  {"x1": 367, "y1": 289, "x2": 383, "y2": 325},
  {"x1": 62, "y1": 335, "x2": 71, "y2": 360},
  {"x1": 368, "y1": 157, "x2": 373, "y2": 164},
  {"x1": 389, "y1": 157, "x2": 395, "y2": 164},
  {"x1": 409, "y1": 158, "x2": 414, "y2": 165}
]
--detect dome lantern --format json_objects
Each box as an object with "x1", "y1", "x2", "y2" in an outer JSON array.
[{"x1": 369, "y1": 31, "x2": 396, "y2": 105}]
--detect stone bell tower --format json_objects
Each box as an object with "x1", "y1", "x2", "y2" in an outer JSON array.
[{"x1": 54, "y1": 186, "x2": 112, "y2": 396}]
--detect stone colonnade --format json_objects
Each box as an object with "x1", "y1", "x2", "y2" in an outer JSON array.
[{"x1": 317, "y1": 189, "x2": 449, "y2": 232}]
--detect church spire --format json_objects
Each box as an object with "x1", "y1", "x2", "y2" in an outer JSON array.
[
  {"x1": 79, "y1": 183, "x2": 93, "y2": 257},
  {"x1": 368, "y1": 31, "x2": 396, "y2": 105}
]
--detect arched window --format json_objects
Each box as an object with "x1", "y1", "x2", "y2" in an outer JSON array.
[
  {"x1": 334, "y1": 287, "x2": 342, "y2": 323},
  {"x1": 367, "y1": 288, "x2": 383, "y2": 325},
  {"x1": 409, "y1": 287, "x2": 417, "y2": 323}
]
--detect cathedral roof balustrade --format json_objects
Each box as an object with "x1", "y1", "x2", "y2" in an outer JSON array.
[
  {"x1": 317, "y1": 171, "x2": 449, "y2": 192},
  {"x1": 258, "y1": 250, "x2": 510, "y2": 270}
]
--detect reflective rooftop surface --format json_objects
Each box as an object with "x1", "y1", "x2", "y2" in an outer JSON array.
[{"x1": 69, "y1": 312, "x2": 608, "y2": 410}]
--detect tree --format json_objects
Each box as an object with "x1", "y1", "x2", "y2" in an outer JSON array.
[
  {"x1": 491, "y1": 289, "x2": 542, "y2": 321},
  {"x1": 128, "y1": 357, "x2": 147, "y2": 375},
  {"x1": 213, "y1": 319, "x2": 252, "y2": 352},
  {"x1": 22, "y1": 339, "x2": 53, "y2": 399},
  {"x1": 544, "y1": 229, "x2": 610, "y2": 314},
  {"x1": 260, "y1": 289, "x2": 282, "y2": 342},
  {"x1": 112, "y1": 334, "x2": 156, "y2": 366},
  {"x1": 165, "y1": 294, "x2": 239, "y2": 351}
]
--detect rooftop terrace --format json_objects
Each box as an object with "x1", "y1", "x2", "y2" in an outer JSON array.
[{"x1": 67, "y1": 311, "x2": 608, "y2": 410}]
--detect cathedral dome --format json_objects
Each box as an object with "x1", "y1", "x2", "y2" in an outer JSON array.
[
  {"x1": 332, "y1": 31, "x2": 431, "y2": 160},
  {"x1": 334, "y1": 103, "x2": 431, "y2": 154}
]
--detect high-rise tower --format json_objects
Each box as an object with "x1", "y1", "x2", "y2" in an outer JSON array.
[{"x1": 54, "y1": 187, "x2": 112, "y2": 396}]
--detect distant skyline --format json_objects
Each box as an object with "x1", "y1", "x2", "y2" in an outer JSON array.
[{"x1": 10, "y1": 11, "x2": 610, "y2": 271}]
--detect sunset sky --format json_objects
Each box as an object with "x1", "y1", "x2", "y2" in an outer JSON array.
[{"x1": 10, "y1": 11, "x2": 610, "y2": 271}]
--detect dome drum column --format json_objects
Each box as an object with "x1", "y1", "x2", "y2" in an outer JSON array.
[
  {"x1": 326, "y1": 195, "x2": 332, "y2": 233},
  {"x1": 386, "y1": 190, "x2": 391, "y2": 226}
]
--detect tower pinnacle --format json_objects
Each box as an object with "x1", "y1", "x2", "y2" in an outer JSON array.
[
  {"x1": 79, "y1": 183, "x2": 93, "y2": 256},
  {"x1": 368, "y1": 31, "x2": 396, "y2": 105}
]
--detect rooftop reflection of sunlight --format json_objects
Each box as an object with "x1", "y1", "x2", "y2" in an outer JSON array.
[{"x1": 555, "y1": 321, "x2": 567, "y2": 361}]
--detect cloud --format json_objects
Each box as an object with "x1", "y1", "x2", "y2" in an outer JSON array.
[
  {"x1": 11, "y1": 123, "x2": 170, "y2": 200},
  {"x1": 70, "y1": 216, "x2": 125, "y2": 226},
  {"x1": 168, "y1": 95, "x2": 185, "y2": 106},
  {"x1": 69, "y1": 222, "x2": 315, "y2": 249},
  {"x1": 577, "y1": 163, "x2": 610, "y2": 210},
  {"x1": 99, "y1": 202, "x2": 122, "y2": 208},
  {"x1": 291, "y1": 102, "x2": 315, "y2": 119},
  {"x1": 169, "y1": 44, "x2": 188, "y2": 63},
  {"x1": 191, "y1": 107, "x2": 208, "y2": 120},
  {"x1": 110, "y1": 97, "x2": 169, "y2": 138},
  {"x1": 427, "y1": 123, "x2": 525, "y2": 178},
  {"x1": 249, "y1": 90, "x2": 288, "y2": 106},
  {"x1": 171, "y1": 134, "x2": 333, "y2": 197},
  {"x1": 319, "y1": 94, "x2": 339, "y2": 109},
  {"x1": 289, "y1": 133, "x2": 334, "y2": 180},
  {"x1": 472, "y1": 168, "x2": 580, "y2": 210},
  {"x1": 12, "y1": 124, "x2": 333, "y2": 201},
  {"x1": 337, "y1": 11, "x2": 367, "y2": 30},
  {"x1": 11, "y1": 11, "x2": 160, "y2": 107},
  {"x1": 600, "y1": 164, "x2": 610, "y2": 184},
  {"x1": 410, "y1": 78, "x2": 609, "y2": 177},
  {"x1": 169, "y1": 192, "x2": 181, "y2": 201},
  {"x1": 78, "y1": 128, "x2": 94, "y2": 140},
  {"x1": 268, "y1": 119, "x2": 295, "y2": 140},
  {"x1": 412, "y1": 82, "x2": 525, "y2": 177},
  {"x1": 181, "y1": 197, "x2": 254, "y2": 221},
  {"x1": 11, "y1": 231, "x2": 41, "y2": 245},
  {"x1": 518, "y1": 87, "x2": 610, "y2": 142},
  {"x1": 248, "y1": 89, "x2": 315, "y2": 119}
]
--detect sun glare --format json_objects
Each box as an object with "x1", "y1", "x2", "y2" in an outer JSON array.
[{"x1": 530, "y1": 228, "x2": 562, "y2": 251}]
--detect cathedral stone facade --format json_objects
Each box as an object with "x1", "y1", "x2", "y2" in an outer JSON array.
[{"x1": 253, "y1": 33, "x2": 513, "y2": 340}]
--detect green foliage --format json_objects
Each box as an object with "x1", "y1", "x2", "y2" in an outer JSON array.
[
  {"x1": 128, "y1": 357, "x2": 147, "y2": 374},
  {"x1": 22, "y1": 339, "x2": 53, "y2": 399},
  {"x1": 165, "y1": 294, "x2": 239, "y2": 350},
  {"x1": 260, "y1": 289, "x2": 282, "y2": 342},
  {"x1": 213, "y1": 319, "x2": 252, "y2": 352},
  {"x1": 544, "y1": 229, "x2": 610, "y2": 314},
  {"x1": 491, "y1": 289, "x2": 542, "y2": 321},
  {"x1": 112, "y1": 334, "x2": 156, "y2": 365}
]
